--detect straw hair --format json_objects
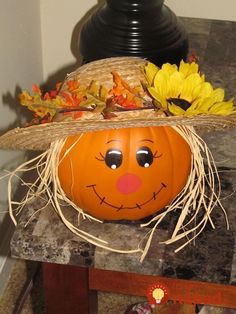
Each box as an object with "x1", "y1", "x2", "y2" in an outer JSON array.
[{"x1": 0, "y1": 56, "x2": 235, "y2": 151}]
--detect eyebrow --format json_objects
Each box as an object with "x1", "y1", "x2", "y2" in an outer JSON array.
[
  {"x1": 139, "y1": 139, "x2": 154, "y2": 143},
  {"x1": 106, "y1": 139, "x2": 121, "y2": 144}
]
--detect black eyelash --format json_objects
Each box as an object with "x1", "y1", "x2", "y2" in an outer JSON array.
[
  {"x1": 95, "y1": 152, "x2": 105, "y2": 161},
  {"x1": 153, "y1": 151, "x2": 163, "y2": 158}
]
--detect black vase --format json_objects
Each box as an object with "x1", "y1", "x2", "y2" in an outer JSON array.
[{"x1": 79, "y1": 0, "x2": 189, "y2": 66}]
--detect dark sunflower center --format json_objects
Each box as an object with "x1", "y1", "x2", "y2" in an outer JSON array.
[{"x1": 167, "y1": 98, "x2": 191, "y2": 111}]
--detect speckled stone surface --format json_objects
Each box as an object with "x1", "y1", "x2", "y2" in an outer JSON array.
[{"x1": 9, "y1": 17, "x2": 236, "y2": 312}]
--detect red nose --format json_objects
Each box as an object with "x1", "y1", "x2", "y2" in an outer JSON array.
[{"x1": 116, "y1": 173, "x2": 141, "y2": 194}]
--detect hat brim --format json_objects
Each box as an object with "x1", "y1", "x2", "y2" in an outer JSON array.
[
  {"x1": 0, "y1": 110, "x2": 235, "y2": 151},
  {"x1": 0, "y1": 56, "x2": 235, "y2": 151}
]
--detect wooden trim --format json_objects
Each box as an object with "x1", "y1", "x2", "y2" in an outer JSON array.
[
  {"x1": 89, "y1": 268, "x2": 236, "y2": 308},
  {"x1": 43, "y1": 263, "x2": 90, "y2": 314}
]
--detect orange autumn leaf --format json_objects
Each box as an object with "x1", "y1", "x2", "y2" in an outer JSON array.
[
  {"x1": 111, "y1": 71, "x2": 143, "y2": 108},
  {"x1": 43, "y1": 92, "x2": 51, "y2": 100},
  {"x1": 74, "y1": 111, "x2": 84, "y2": 119},
  {"x1": 56, "y1": 82, "x2": 62, "y2": 92},
  {"x1": 67, "y1": 79, "x2": 80, "y2": 92},
  {"x1": 112, "y1": 71, "x2": 141, "y2": 95},
  {"x1": 18, "y1": 70, "x2": 148, "y2": 126},
  {"x1": 32, "y1": 84, "x2": 41, "y2": 94},
  {"x1": 60, "y1": 91, "x2": 74, "y2": 106}
]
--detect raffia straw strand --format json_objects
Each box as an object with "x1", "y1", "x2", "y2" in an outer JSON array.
[
  {"x1": 140, "y1": 125, "x2": 228, "y2": 257},
  {"x1": 50, "y1": 139, "x2": 142, "y2": 253}
]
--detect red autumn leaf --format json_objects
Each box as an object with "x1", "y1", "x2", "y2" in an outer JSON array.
[
  {"x1": 43, "y1": 92, "x2": 51, "y2": 100},
  {"x1": 49, "y1": 89, "x2": 59, "y2": 98},
  {"x1": 188, "y1": 52, "x2": 199, "y2": 63},
  {"x1": 56, "y1": 82, "x2": 62, "y2": 92}
]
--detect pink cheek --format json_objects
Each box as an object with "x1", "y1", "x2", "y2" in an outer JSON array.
[{"x1": 116, "y1": 173, "x2": 142, "y2": 194}]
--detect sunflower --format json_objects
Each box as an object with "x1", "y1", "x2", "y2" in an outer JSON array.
[{"x1": 145, "y1": 60, "x2": 235, "y2": 116}]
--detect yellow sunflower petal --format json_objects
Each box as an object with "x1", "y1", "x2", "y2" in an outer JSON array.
[
  {"x1": 209, "y1": 100, "x2": 235, "y2": 115},
  {"x1": 185, "y1": 107, "x2": 198, "y2": 116},
  {"x1": 200, "y1": 74, "x2": 206, "y2": 82},
  {"x1": 179, "y1": 60, "x2": 189, "y2": 77},
  {"x1": 196, "y1": 97, "x2": 215, "y2": 113},
  {"x1": 180, "y1": 73, "x2": 203, "y2": 102},
  {"x1": 191, "y1": 84, "x2": 203, "y2": 101},
  {"x1": 197, "y1": 82, "x2": 214, "y2": 99},
  {"x1": 145, "y1": 60, "x2": 233, "y2": 117},
  {"x1": 153, "y1": 70, "x2": 170, "y2": 99},
  {"x1": 147, "y1": 86, "x2": 168, "y2": 109},
  {"x1": 168, "y1": 103, "x2": 186, "y2": 116},
  {"x1": 188, "y1": 62, "x2": 199, "y2": 75},
  {"x1": 145, "y1": 62, "x2": 159, "y2": 85},
  {"x1": 169, "y1": 71, "x2": 184, "y2": 98},
  {"x1": 188, "y1": 98, "x2": 201, "y2": 111},
  {"x1": 211, "y1": 88, "x2": 224, "y2": 102},
  {"x1": 179, "y1": 60, "x2": 199, "y2": 77},
  {"x1": 161, "y1": 63, "x2": 178, "y2": 75}
]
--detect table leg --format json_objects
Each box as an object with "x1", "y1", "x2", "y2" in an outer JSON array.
[{"x1": 43, "y1": 263, "x2": 90, "y2": 314}]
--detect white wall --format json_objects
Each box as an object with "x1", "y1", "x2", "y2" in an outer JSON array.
[
  {"x1": 40, "y1": 0, "x2": 97, "y2": 83},
  {"x1": 0, "y1": 0, "x2": 43, "y2": 295}
]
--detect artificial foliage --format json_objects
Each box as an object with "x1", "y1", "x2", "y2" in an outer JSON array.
[{"x1": 19, "y1": 60, "x2": 234, "y2": 127}]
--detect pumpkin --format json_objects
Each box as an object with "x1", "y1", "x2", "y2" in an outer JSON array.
[{"x1": 58, "y1": 126, "x2": 192, "y2": 221}]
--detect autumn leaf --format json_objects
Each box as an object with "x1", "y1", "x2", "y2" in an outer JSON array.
[
  {"x1": 32, "y1": 84, "x2": 41, "y2": 95},
  {"x1": 19, "y1": 85, "x2": 62, "y2": 120},
  {"x1": 18, "y1": 71, "x2": 148, "y2": 125},
  {"x1": 66, "y1": 80, "x2": 80, "y2": 92},
  {"x1": 111, "y1": 71, "x2": 143, "y2": 108},
  {"x1": 77, "y1": 81, "x2": 108, "y2": 111}
]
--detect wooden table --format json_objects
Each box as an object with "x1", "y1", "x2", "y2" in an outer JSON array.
[{"x1": 43, "y1": 264, "x2": 236, "y2": 313}]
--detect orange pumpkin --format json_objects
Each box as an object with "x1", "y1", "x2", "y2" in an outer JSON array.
[{"x1": 58, "y1": 126, "x2": 192, "y2": 221}]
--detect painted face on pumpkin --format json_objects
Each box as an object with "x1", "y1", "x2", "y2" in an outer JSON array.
[{"x1": 58, "y1": 127, "x2": 192, "y2": 221}]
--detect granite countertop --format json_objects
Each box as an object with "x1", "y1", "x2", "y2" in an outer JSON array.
[{"x1": 10, "y1": 17, "x2": 236, "y2": 285}]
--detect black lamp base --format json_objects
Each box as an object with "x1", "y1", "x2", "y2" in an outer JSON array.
[{"x1": 79, "y1": 0, "x2": 189, "y2": 65}]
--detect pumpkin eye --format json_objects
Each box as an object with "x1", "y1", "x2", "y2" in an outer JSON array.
[
  {"x1": 105, "y1": 149, "x2": 123, "y2": 169},
  {"x1": 136, "y1": 146, "x2": 154, "y2": 168}
]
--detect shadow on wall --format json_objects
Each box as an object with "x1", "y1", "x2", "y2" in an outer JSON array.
[
  {"x1": 0, "y1": 0, "x2": 105, "y2": 136},
  {"x1": 0, "y1": 86, "x2": 33, "y2": 136}
]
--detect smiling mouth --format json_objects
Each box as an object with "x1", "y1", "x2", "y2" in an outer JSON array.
[{"x1": 86, "y1": 183, "x2": 167, "y2": 211}]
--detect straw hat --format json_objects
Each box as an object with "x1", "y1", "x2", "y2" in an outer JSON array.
[{"x1": 0, "y1": 56, "x2": 235, "y2": 151}]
